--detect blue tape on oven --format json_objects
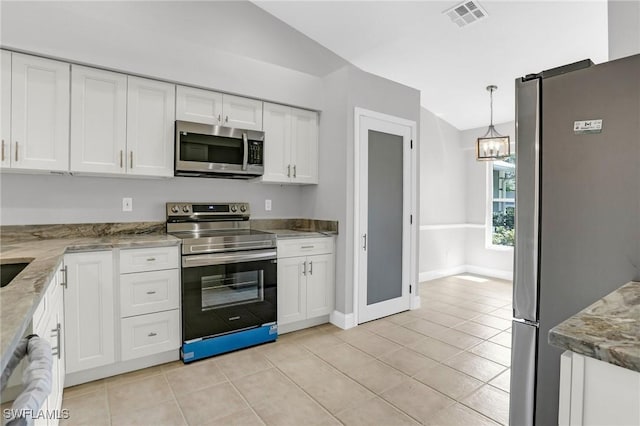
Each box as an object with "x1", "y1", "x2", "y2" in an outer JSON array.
[{"x1": 181, "y1": 323, "x2": 278, "y2": 363}]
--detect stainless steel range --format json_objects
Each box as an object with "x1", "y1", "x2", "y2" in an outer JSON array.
[{"x1": 166, "y1": 202, "x2": 277, "y2": 363}]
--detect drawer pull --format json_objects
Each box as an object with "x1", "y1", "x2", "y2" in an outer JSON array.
[
  {"x1": 146, "y1": 291, "x2": 157, "y2": 295},
  {"x1": 229, "y1": 316, "x2": 240, "y2": 321},
  {"x1": 147, "y1": 332, "x2": 157, "y2": 337},
  {"x1": 146, "y1": 257, "x2": 156, "y2": 262},
  {"x1": 301, "y1": 245, "x2": 315, "y2": 249}
]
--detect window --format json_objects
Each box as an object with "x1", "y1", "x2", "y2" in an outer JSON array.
[{"x1": 490, "y1": 154, "x2": 515, "y2": 246}]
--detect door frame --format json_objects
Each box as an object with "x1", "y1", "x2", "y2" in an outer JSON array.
[{"x1": 353, "y1": 107, "x2": 419, "y2": 325}]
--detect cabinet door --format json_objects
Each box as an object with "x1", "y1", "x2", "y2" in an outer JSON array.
[
  {"x1": 1, "y1": 50, "x2": 10, "y2": 168},
  {"x1": 11, "y1": 53, "x2": 70, "y2": 171},
  {"x1": 64, "y1": 251, "x2": 115, "y2": 373},
  {"x1": 70, "y1": 65, "x2": 127, "y2": 174},
  {"x1": 262, "y1": 102, "x2": 292, "y2": 183},
  {"x1": 126, "y1": 77, "x2": 175, "y2": 177},
  {"x1": 176, "y1": 85, "x2": 222, "y2": 125},
  {"x1": 306, "y1": 253, "x2": 334, "y2": 318},
  {"x1": 277, "y1": 257, "x2": 307, "y2": 325},
  {"x1": 290, "y1": 108, "x2": 318, "y2": 184},
  {"x1": 222, "y1": 94, "x2": 263, "y2": 130}
]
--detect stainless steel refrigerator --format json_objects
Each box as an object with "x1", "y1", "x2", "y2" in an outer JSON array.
[{"x1": 509, "y1": 54, "x2": 640, "y2": 426}]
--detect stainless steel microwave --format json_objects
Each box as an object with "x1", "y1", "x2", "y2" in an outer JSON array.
[{"x1": 174, "y1": 120, "x2": 264, "y2": 178}]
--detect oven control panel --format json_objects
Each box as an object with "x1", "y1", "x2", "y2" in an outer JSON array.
[{"x1": 166, "y1": 202, "x2": 250, "y2": 218}]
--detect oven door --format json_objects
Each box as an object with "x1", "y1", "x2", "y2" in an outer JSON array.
[{"x1": 181, "y1": 249, "x2": 276, "y2": 342}]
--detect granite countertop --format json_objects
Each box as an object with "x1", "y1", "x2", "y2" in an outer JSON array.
[
  {"x1": 0, "y1": 230, "x2": 180, "y2": 373},
  {"x1": 548, "y1": 281, "x2": 640, "y2": 372}
]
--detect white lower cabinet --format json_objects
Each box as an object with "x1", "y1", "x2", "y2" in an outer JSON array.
[
  {"x1": 64, "y1": 251, "x2": 115, "y2": 374},
  {"x1": 32, "y1": 261, "x2": 65, "y2": 426},
  {"x1": 119, "y1": 247, "x2": 180, "y2": 361},
  {"x1": 277, "y1": 237, "x2": 334, "y2": 332},
  {"x1": 63, "y1": 245, "x2": 180, "y2": 385},
  {"x1": 558, "y1": 351, "x2": 640, "y2": 426}
]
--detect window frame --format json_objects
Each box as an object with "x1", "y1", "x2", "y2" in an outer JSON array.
[{"x1": 485, "y1": 157, "x2": 516, "y2": 251}]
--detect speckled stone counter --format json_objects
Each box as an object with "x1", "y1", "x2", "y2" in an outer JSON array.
[
  {"x1": 549, "y1": 281, "x2": 640, "y2": 372},
  {"x1": 0, "y1": 223, "x2": 179, "y2": 373}
]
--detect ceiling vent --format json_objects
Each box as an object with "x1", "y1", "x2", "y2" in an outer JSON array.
[{"x1": 443, "y1": 1, "x2": 488, "y2": 27}]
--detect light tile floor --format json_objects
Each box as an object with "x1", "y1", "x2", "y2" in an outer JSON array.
[{"x1": 60, "y1": 274, "x2": 512, "y2": 425}]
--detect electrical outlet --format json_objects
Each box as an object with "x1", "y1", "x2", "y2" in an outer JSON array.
[
  {"x1": 265, "y1": 199, "x2": 272, "y2": 211},
  {"x1": 122, "y1": 197, "x2": 133, "y2": 212}
]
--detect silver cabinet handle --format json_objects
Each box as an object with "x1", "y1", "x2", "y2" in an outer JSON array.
[
  {"x1": 146, "y1": 257, "x2": 156, "y2": 262},
  {"x1": 301, "y1": 245, "x2": 314, "y2": 249},
  {"x1": 120, "y1": 150, "x2": 123, "y2": 168},
  {"x1": 14, "y1": 141, "x2": 18, "y2": 162},
  {"x1": 362, "y1": 234, "x2": 367, "y2": 251},
  {"x1": 148, "y1": 332, "x2": 157, "y2": 337},
  {"x1": 217, "y1": 114, "x2": 221, "y2": 123},
  {"x1": 302, "y1": 260, "x2": 307, "y2": 276},
  {"x1": 309, "y1": 261, "x2": 313, "y2": 275},
  {"x1": 287, "y1": 164, "x2": 291, "y2": 177},
  {"x1": 293, "y1": 165, "x2": 296, "y2": 178},
  {"x1": 1, "y1": 140, "x2": 4, "y2": 162},
  {"x1": 51, "y1": 323, "x2": 61, "y2": 359},
  {"x1": 130, "y1": 151, "x2": 133, "y2": 169},
  {"x1": 146, "y1": 291, "x2": 156, "y2": 295},
  {"x1": 225, "y1": 116, "x2": 229, "y2": 123},
  {"x1": 60, "y1": 265, "x2": 68, "y2": 288}
]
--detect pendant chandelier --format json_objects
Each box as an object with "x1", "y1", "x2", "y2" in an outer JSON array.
[{"x1": 476, "y1": 85, "x2": 510, "y2": 161}]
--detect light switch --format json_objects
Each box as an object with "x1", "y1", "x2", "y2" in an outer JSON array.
[{"x1": 265, "y1": 199, "x2": 272, "y2": 211}]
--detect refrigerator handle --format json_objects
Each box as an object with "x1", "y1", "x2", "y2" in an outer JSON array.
[{"x1": 513, "y1": 77, "x2": 541, "y2": 322}]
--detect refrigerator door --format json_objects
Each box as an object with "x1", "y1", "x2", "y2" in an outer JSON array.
[
  {"x1": 535, "y1": 53, "x2": 640, "y2": 426},
  {"x1": 509, "y1": 320, "x2": 538, "y2": 426},
  {"x1": 513, "y1": 77, "x2": 540, "y2": 322}
]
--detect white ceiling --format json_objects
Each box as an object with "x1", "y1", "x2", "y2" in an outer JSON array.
[{"x1": 254, "y1": 1, "x2": 609, "y2": 130}]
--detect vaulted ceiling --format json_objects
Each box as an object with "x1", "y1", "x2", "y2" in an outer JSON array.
[{"x1": 255, "y1": 1, "x2": 609, "y2": 130}]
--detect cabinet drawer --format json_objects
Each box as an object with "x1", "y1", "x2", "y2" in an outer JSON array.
[
  {"x1": 121, "y1": 310, "x2": 180, "y2": 361},
  {"x1": 120, "y1": 246, "x2": 179, "y2": 273},
  {"x1": 120, "y1": 269, "x2": 180, "y2": 317},
  {"x1": 277, "y1": 237, "x2": 334, "y2": 258}
]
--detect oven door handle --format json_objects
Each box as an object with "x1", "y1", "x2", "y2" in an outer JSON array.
[{"x1": 182, "y1": 250, "x2": 276, "y2": 268}]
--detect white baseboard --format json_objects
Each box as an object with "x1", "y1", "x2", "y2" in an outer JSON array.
[
  {"x1": 465, "y1": 264, "x2": 513, "y2": 281},
  {"x1": 419, "y1": 265, "x2": 467, "y2": 282},
  {"x1": 410, "y1": 295, "x2": 421, "y2": 310},
  {"x1": 330, "y1": 310, "x2": 356, "y2": 330},
  {"x1": 420, "y1": 264, "x2": 512, "y2": 282}
]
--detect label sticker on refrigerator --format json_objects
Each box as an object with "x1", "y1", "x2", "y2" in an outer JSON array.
[{"x1": 574, "y1": 119, "x2": 602, "y2": 134}]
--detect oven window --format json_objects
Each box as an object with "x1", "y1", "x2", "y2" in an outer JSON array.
[{"x1": 201, "y1": 270, "x2": 263, "y2": 310}]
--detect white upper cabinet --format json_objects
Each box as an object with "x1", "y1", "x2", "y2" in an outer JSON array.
[
  {"x1": 176, "y1": 85, "x2": 263, "y2": 130},
  {"x1": 4, "y1": 52, "x2": 70, "y2": 172},
  {"x1": 262, "y1": 102, "x2": 318, "y2": 184},
  {"x1": 1, "y1": 50, "x2": 11, "y2": 169},
  {"x1": 71, "y1": 66, "x2": 176, "y2": 177},
  {"x1": 175, "y1": 85, "x2": 222, "y2": 125},
  {"x1": 70, "y1": 65, "x2": 127, "y2": 174},
  {"x1": 126, "y1": 77, "x2": 175, "y2": 177},
  {"x1": 262, "y1": 102, "x2": 291, "y2": 183},
  {"x1": 222, "y1": 94, "x2": 263, "y2": 130},
  {"x1": 290, "y1": 108, "x2": 319, "y2": 184}
]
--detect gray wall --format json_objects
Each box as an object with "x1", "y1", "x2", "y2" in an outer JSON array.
[
  {"x1": 0, "y1": 1, "x2": 348, "y2": 110},
  {"x1": 0, "y1": 173, "x2": 303, "y2": 225},
  {"x1": 303, "y1": 65, "x2": 421, "y2": 315},
  {"x1": 608, "y1": 0, "x2": 640, "y2": 60},
  {"x1": 419, "y1": 108, "x2": 467, "y2": 277}
]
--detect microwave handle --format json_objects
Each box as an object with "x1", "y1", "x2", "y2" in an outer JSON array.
[{"x1": 242, "y1": 132, "x2": 248, "y2": 171}]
